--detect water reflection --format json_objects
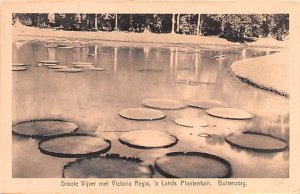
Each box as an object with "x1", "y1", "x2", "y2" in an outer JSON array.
[{"x1": 13, "y1": 40, "x2": 289, "y2": 178}]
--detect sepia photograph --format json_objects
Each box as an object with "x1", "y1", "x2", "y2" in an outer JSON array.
[{"x1": 11, "y1": 12, "x2": 290, "y2": 179}]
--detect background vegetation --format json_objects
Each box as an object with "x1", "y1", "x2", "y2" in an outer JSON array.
[{"x1": 12, "y1": 13, "x2": 289, "y2": 43}]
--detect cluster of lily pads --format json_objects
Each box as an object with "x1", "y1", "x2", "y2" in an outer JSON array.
[
  {"x1": 12, "y1": 98, "x2": 288, "y2": 178},
  {"x1": 12, "y1": 60, "x2": 105, "y2": 72}
]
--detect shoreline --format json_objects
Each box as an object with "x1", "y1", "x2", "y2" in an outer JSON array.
[
  {"x1": 13, "y1": 24, "x2": 288, "y2": 49},
  {"x1": 231, "y1": 52, "x2": 289, "y2": 99}
]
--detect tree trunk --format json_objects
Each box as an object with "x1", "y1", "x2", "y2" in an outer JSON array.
[
  {"x1": 115, "y1": 14, "x2": 118, "y2": 31},
  {"x1": 95, "y1": 14, "x2": 98, "y2": 30},
  {"x1": 176, "y1": 14, "x2": 180, "y2": 33},
  {"x1": 171, "y1": 14, "x2": 175, "y2": 34},
  {"x1": 197, "y1": 14, "x2": 201, "y2": 35}
]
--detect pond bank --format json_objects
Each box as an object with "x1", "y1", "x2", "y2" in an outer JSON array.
[
  {"x1": 13, "y1": 22, "x2": 288, "y2": 48},
  {"x1": 231, "y1": 52, "x2": 289, "y2": 98}
]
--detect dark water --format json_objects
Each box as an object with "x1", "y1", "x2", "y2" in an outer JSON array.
[{"x1": 12, "y1": 40, "x2": 288, "y2": 178}]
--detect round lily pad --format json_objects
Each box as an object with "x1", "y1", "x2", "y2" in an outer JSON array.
[
  {"x1": 225, "y1": 132, "x2": 288, "y2": 152},
  {"x1": 206, "y1": 108, "x2": 253, "y2": 120},
  {"x1": 119, "y1": 130, "x2": 178, "y2": 149},
  {"x1": 43, "y1": 63, "x2": 58, "y2": 66},
  {"x1": 12, "y1": 63, "x2": 26, "y2": 66},
  {"x1": 56, "y1": 68, "x2": 84, "y2": 73},
  {"x1": 72, "y1": 62, "x2": 93, "y2": 66},
  {"x1": 198, "y1": 133, "x2": 211, "y2": 138},
  {"x1": 47, "y1": 65, "x2": 68, "y2": 69},
  {"x1": 38, "y1": 60, "x2": 59, "y2": 64},
  {"x1": 12, "y1": 66, "x2": 27, "y2": 71},
  {"x1": 86, "y1": 67, "x2": 105, "y2": 71},
  {"x1": 119, "y1": 108, "x2": 166, "y2": 121},
  {"x1": 74, "y1": 64, "x2": 95, "y2": 68},
  {"x1": 142, "y1": 99, "x2": 187, "y2": 110},
  {"x1": 175, "y1": 117, "x2": 209, "y2": 127},
  {"x1": 12, "y1": 119, "x2": 78, "y2": 138},
  {"x1": 38, "y1": 133, "x2": 111, "y2": 158},
  {"x1": 63, "y1": 154, "x2": 154, "y2": 178},
  {"x1": 188, "y1": 100, "x2": 227, "y2": 109},
  {"x1": 155, "y1": 152, "x2": 232, "y2": 178}
]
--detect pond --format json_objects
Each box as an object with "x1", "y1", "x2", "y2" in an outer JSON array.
[{"x1": 12, "y1": 39, "x2": 289, "y2": 178}]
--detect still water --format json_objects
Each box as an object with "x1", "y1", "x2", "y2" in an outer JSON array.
[{"x1": 12, "y1": 39, "x2": 289, "y2": 178}]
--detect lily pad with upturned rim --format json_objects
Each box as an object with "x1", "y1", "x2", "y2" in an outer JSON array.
[
  {"x1": 56, "y1": 68, "x2": 84, "y2": 73},
  {"x1": 62, "y1": 154, "x2": 154, "y2": 178},
  {"x1": 154, "y1": 152, "x2": 232, "y2": 178},
  {"x1": 47, "y1": 65, "x2": 68, "y2": 69},
  {"x1": 206, "y1": 108, "x2": 253, "y2": 120},
  {"x1": 38, "y1": 133, "x2": 111, "y2": 158},
  {"x1": 12, "y1": 63, "x2": 27, "y2": 66},
  {"x1": 188, "y1": 100, "x2": 227, "y2": 109},
  {"x1": 72, "y1": 62, "x2": 93, "y2": 65},
  {"x1": 174, "y1": 117, "x2": 209, "y2": 128},
  {"x1": 12, "y1": 67, "x2": 27, "y2": 71},
  {"x1": 12, "y1": 118, "x2": 79, "y2": 138},
  {"x1": 38, "y1": 60, "x2": 60, "y2": 64},
  {"x1": 119, "y1": 108, "x2": 166, "y2": 121},
  {"x1": 225, "y1": 132, "x2": 288, "y2": 152},
  {"x1": 42, "y1": 63, "x2": 58, "y2": 66},
  {"x1": 142, "y1": 99, "x2": 187, "y2": 110},
  {"x1": 119, "y1": 130, "x2": 178, "y2": 149},
  {"x1": 74, "y1": 64, "x2": 95, "y2": 68},
  {"x1": 85, "y1": 67, "x2": 105, "y2": 71},
  {"x1": 198, "y1": 133, "x2": 212, "y2": 138}
]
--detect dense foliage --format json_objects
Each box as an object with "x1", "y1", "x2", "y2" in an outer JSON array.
[{"x1": 12, "y1": 13, "x2": 289, "y2": 42}]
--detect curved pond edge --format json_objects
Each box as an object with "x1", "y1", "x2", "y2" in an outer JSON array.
[{"x1": 231, "y1": 52, "x2": 289, "y2": 99}]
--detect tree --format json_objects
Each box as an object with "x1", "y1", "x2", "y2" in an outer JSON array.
[{"x1": 201, "y1": 14, "x2": 222, "y2": 36}]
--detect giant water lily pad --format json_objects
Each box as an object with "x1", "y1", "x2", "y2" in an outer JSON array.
[
  {"x1": 155, "y1": 152, "x2": 232, "y2": 178},
  {"x1": 38, "y1": 134, "x2": 111, "y2": 158},
  {"x1": 43, "y1": 63, "x2": 58, "y2": 66},
  {"x1": 206, "y1": 108, "x2": 253, "y2": 120},
  {"x1": 74, "y1": 64, "x2": 95, "y2": 68},
  {"x1": 225, "y1": 132, "x2": 288, "y2": 152},
  {"x1": 85, "y1": 67, "x2": 105, "y2": 71},
  {"x1": 174, "y1": 117, "x2": 209, "y2": 127},
  {"x1": 119, "y1": 130, "x2": 178, "y2": 149},
  {"x1": 56, "y1": 68, "x2": 84, "y2": 73},
  {"x1": 12, "y1": 67, "x2": 27, "y2": 71},
  {"x1": 12, "y1": 63, "x2": 26, "y2": 66},
  {"x1": 63, "y1": 154, "x2": 154, "y2": 178},
  {"x1": 72, "y1": 62, "x2": 93, "y2": 65},
  {"x1": 188, "y1": 100, "x2": 227, "y2": 109},
  {"x1": 12, "y1": 119, "x2": 78, "y2": 138},
  {"x1": 119, "y1": 108, "x2": 166, "y2": 121},
  {"x1": 47, "y1": 65, "x2": 68, "y2": 69},
  {"x1": 142, "y1": 99, "x2": 186, "y2": 110},
  {"x1": 38, "y1": 60, "x2": 59, "y2": 64}
]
